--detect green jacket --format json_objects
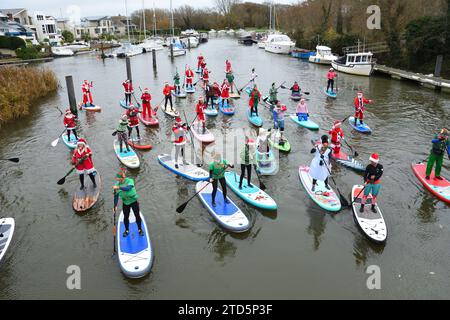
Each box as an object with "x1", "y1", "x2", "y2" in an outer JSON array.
[
  {"x1": 115, "y1": 178, "x2": 139, "y2": 206},
  {"x1": 209, "y1": 159, "x2": 229, "y2": 180},
  {"x1": 117, "y1": 119, "x2": 129, "y2": 132},
  {"x1": 226, "y1": 72, "x2": 234, "y2": 84},
  {"x1": 269, "y1": 87, "x2": 278, "y2": 101},
  {"x1": 240, "y1": 145, "x2": 256, "y2": 165},
  {"x1": 174, "y1": 73, "x2": 180, "y2": 85}
]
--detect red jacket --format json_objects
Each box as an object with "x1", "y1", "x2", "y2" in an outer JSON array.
[
  {"x1": 197, "y1": 55, "x2": 204, "y2": 62},
  {"x1": 141, "y1": 92, "x2": 151, "y2": 104},
  {"x1": 327, "y1": 71, "x2": 337, "y2": 80},
  {"x1": 172, "y1": 124, "x2": 188, "y2": 144},
  {"x1": 72, "y1": 146, "x2": 94, "y2": 171},
  {"x1": 291, "y1": 84, "x2": 300, "y2": 92},
  {"x1": 163, "y1": 85, "x2": 175, "y2": 96},
  {"x1": 221, "y1": 83, "x2": 230, "y2": 98},
  {"x1": 329, "y1": 127, "x2": 344, "y2": 144},
  {"x1": 81, "y1": 83, "x2": 92, "y2": 93},
  {"x1": 201, "y1": 61, "x2": 207, "y2": 68},
  {"x1": 202, "y1": 69, "x2": 209, "y2": 80},
  {"x1": 354, "y1": 97, "x2": 371, "y2": 111},
  {"x1": 196, "y1": 102, "x2": 206, "y2": 115},
  {"x1": 122, "y1": 81, "x2": 133, "y2": 93},
  {"x1": 126, "y1": 108, "x2": 139, "y2": 126},
  {"x1": 186, "y1": 69, "x2": 194, "y2": 78},
  {"x1": 64, "y1": 115, "x2": 76, "y2": 129},
  {"x1": 249, "y1": 89, "x2": 261, "y2": 108}
]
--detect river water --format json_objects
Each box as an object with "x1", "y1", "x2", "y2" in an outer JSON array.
[{"x1": 1, "y1": 37, "x2": 449, "y2": 299}]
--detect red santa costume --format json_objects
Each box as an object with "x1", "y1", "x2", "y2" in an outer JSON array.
[
  {"x1": 122, "y1": 80, "x2": 133, "y2": 106},
  {"x1": 195, "y1": 97, "x2": 206, "y2": 132},
  {"x1": 140, "y1": 88, "x2": 152, "y2": 118},
  {"x1": 354, "y1": 92, "x2": 372, "y2": 124},
  {"x1": 185, "y1": 67, "x2": 194, "y2": 88},
  {"x1": 82, "y1": 80, "x2": 93, "y2": 106},
  {"x1": 126, "y1": 105, "x2": 141, "y2": 139},
  {"x1": 329, "y1": 121, "x2": 344, "y2": 154},
  {"x1": 72, "y1": 138, "x2": 95, "y2": 175},
  {"x1": 172, "y1": 117, "x2": 188, "y2": 167},
  {"x1": 220, "y1": 80, "x2": 230, "y2": 107},
  {"x1": 225, "y1": 60, "x2": 232, "y2": 73},
  {"x1": 197, "y1": 54, "x2": 204, "y2": 70},
  {"x1": 63, "y1": 109, "x2": 78, "y2": 141},
  {"x1": 202, "y1": 67, "x2": 210, "y2": 86}
]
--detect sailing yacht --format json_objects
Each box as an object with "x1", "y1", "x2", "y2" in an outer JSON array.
[
  {"x1": 261, "y1": 2, "x2": 294, "y2": 54},
  {"x1": 167, "y1": 0, "x2": 186, "y2": 57},
  {"x1": 137, "y1": 0, "x2": 164, "y2": 52},
  {"x1": 114, "y1": 0, "x2": 142, "y2": 58}
]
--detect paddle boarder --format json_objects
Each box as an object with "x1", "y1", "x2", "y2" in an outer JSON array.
[
  {"x1": 249, "y1": 85, "x2": 261, "y2": 117},
  {"x1": 329, "y1": 121, "x2": 344, "y2": 155},
  {"x1": 249, "y1": 68, "x2": 258, "y2": 89},
  {"x1": 273, "y1": 102, "x2": 287, "y2": 143},
  {"x1": 239, "y1": 136, "x2": 256, "y2": 190},
  {"x1": 163, "y1": 82, "x2": 175, "y2": 112},
  {"x1": 140, "y1": 88, "x2": 152, "y2": 119},
  {"x1": 116, "y1": 114, "x2": 131, "y2": 153},
  {"x1": 290, "y1": 81, "x2": 301, "y2": 97},
  {"x1": 195, "y1": 97, "x2": 207, "y2": 134},
  {"x1": 172, "y1": 116, "x2": 189, "y2": 169},
  {"x1": 81, "y1": 80, "x2": 94, "y2": 107},
  {"x1": 113, "y1": 169, "x2": 144, "y2": 237},
  {"x1": 63, "y1": 109, "x2": 78, "y2": 142},
  {"x1": 197, "y1": 53, "x2": 204, "y2": 72},
  {"x1": 202, "y1": 65, "x2": 210, "y2": 87},
  {"x1": 361, "y1": 153, "x2": 384, "y2": 213},
  {"x1": 122, "y1": 79, "x2": 133, "y2": 106},
  {"x1": 205, "y1": 83, "x2": 215, "y2": 109},
  {"x1": 209, "y1": 153, "x2": 235, "y2": 207},
  {"x1": 71, "y1": 138, "x2": 97, "y2": 190},
  {"x1": 200, "y1": 60, "x2": 207, "y2": 78},
  {"x1": 226, "y1": 70, "x2": 235, "y2": 93},
  {"x1": 425, "y1": 128, "x2": 450, "y2": 180},
  {"x1": 310, "y1": 135, "x2": 332, "y2": 192},
  {"x1": 269, "y1": 83, "x2": 279, "y2": 105},
  {"x1": 225, "y1": 59, "x2": 232, "y2": 74},
  {"x1": 296, "y1": 98, "x2": 309, "y2": 121},
  {"x1": 186, "y1": 66, "x2": 194, "y2": 89},
  {"x1": 256, "y1": 128, "x2": 270, "y2": 153},
  {"x1": 354, "y1": 91, "x2": 373, "y2": 125},
  {"x1": 126, "y1": 104, "x2": 141, "y2": 140},
  {"x1": 220, "y1": 79, "x2": 231, "y2": 108},
  {"x1": 173, "y1": 70, "x2": 181, "y2": 94},
  {"x1": 326, "y1": 68, "x2": 337, "y2": 93}
]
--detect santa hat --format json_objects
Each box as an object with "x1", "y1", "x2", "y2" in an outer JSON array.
[
  {"x1": 329, "y1": 68, "x2": 334, "y2": 71},
  {"x1": 164, "y1": 81, "x2": 169, "y2": 86},
  {"x1": 281, "y1": 105, "x2": 287, "y2": 112},
  {"x1": 116, "y1": 168, "x2": 126, "y2": 179},
  {"x1": 175, "y1": 116, "x2": 182, "y2": 124},
  {"x1": 357, "y1": 91, "x2": 363, "y2": 97},
  {"x1": 246, "y1": 137, "x2": 255, "y2": 146},
  {"x1": 77, "y1": 138, "x2": 86, "y2": 145},
  {"x1": 199, "y1": 96, "x2": 204, "y2": 100},
  {"x1": 84, "y1": 80, "x2": 88, "y2": 83},
  {"x1": 121, "y1": 114, "x2": 128, "y2": 121},
  {"x1": 369, "y1": 153, "x2": 379, "y2": 163},
  {"x1": 144, "y1": 88, "x2": 149, "y2": 92},
  {"x1": 333, "y1": 120, "x2": 341, "y2": 128},
  {"x1": 65, "y1": 109, "x2": 72, "y2": 114}
]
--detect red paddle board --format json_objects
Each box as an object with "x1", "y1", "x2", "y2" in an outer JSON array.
[
  {"x1": 138, "y1": 111, "x2": 159, "y2": 126},
  {"x1": 412, "y1": 162, "x2": 450, "y2": 203}
]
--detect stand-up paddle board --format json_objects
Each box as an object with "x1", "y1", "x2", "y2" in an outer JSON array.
[
  {"x1": 138, "y1": 111, "x2": 159, "y2": 126},
  {"x1": 196, "y1": 181, "x2": 251, "y2": 233},
  {"x1": 113, "y1": 140, "x2": 140, "y2": 168},
  {"x1": 78, "y1": 102, "x2": 101, "y2": 112},
  {"x1": 247, "y1": 110, "x2": 263, "y2": 127},
  {"x1": 73, "y1": 171, "x2": 101, "y2": 212},
  {"x1": 412, "y1": 162, "x2": 450, "y2": 203},
  {"x1": 204, "y1": 107, "x2": 218, "y2": 117},
  {"x1": 256, "y1": 149, "x2": 277, "y2": 175},
  {"x1": 161, "y1": 106, "x2": 180, "y2": 117},
  {"x1": 348, "y1": 117, "x2": 372, "y2": 134},
  {"x1": 171, "y1": 90, "x2": 187, "y2": 98},
  {"x1": 324, "y1": 89, "x2": 337, "y2": 99},
  {"x1": 290, "y1": 115, "x2": 319, "y2": 130},
  {"x1": 268, "y1": 131, "x2": 291, "y2": 153},
  {"x1": 224, "y1": 172, "x2": 277, "y2": 210},
  {"x1": 117, "y1": 210, "x2": 153, "y2": 278},
  {"x1": 0, "y1": 218, "x2": 15, "y2": 264},
  {"x1": 298, "y1": 166, "x2": 341, "y2": 212},
  {"x1": 185, "y1": 86, "x2": 196, "y2": 94},
  {"x1": 119, "y1": 100, "x2": 131, "y2": 109},
  {"x1": 229, "y1": 92, "x2": 240, "y2": 99},
  {"x1": 62, "y1": 132, "x2": 78, "y2": 149},
  {"x1": 158, "y1": 154, "x2": 209, "y2": 181},
  {"x1": 191, "y1": 122, "x2": 215, "y2": 143},
  {"x1": 331, "y1": 151, "x2": 365, "y2": 172},
  {"x1": 128, "y1": 137, "x2": 152, "y2": 151},
  {"x1": 219, "y1": 101, "x2": 235, "y2": 115},
  {"x1": 352, "y1": 185, "x2": 387, "y2": 243}
]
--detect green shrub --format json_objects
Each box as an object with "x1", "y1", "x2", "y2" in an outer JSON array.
[
  {"x1": 15, "y1": 46, "x2": 40, "y2": 60},
  {"x1": 0, "y1": 36, "x2": 26, "y2": 50}
]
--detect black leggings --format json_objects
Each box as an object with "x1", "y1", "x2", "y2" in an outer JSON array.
[
  {"x1": 125, "y1": 93, "x2": 131, "y2": 105},
  {"x1": 67, "y1": 129, "x2": 78, "y2": 141},
  {"x1": 206, "y1": 96, "x2": 214, "y2": 108},
  {"x1": 312, "y1": 177, "x2": 329, "y2": 187},
  {"x1": 123, "y1": 201, "x2": 142, "y2": 232},
  {"x1": 212, "y1": 178, "x2": 227, "y2": 203},
  {"x1": 221, "y1": 98, "x2": 229, "y2": 107},
  {"x1": 128, "y1": 126, "x2": 140, "y2": 138},
  {"x1": 164, "y1": 95, "x2": 173, "y2": 109},
  {"x1": 251, "y1": 104, "x2": 258, "y2": 116},
  {"x1": 327, "y1": 79, "x2": 334, "y2": 92},
  {"x1": 79, "y1": 173, "x2": 96, "y2": 187},
  {"x1": 240, "y1": 164, "x2": 252, "y2": 187}
]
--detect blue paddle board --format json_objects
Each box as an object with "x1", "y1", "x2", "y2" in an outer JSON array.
[
  {"x1": 120, "y1": 100, "x2": 131, "y2": 109},
  {"x1": 324, "y1": 88, "x2": 337, "y2": 99},
  {"x1": 289, "y1": 115, "x2": 319, "y2": 130},
  {"x1": 247, "y1": 110, "x2": 263, "y2": 127},
  {"x1": 157, "y1": 154, "x2": 209, "y2": 181},
  {"x1": 62, "y1": 132, "x2": 78, "y2": 149},
  {"x1": 113, "y1": 140, "x2": 140, "y2": 169},
  {"x1": 348, "y1": 117, "x2": 372, "y2": 133}
]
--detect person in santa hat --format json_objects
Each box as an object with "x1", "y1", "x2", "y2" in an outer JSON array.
[
  {"x1": 225, "y1": 59, "x2": 232, "y2": 74},
  {"x1": 239, "y1": 135, "x2": 256, "y2": 190},
  {"x1": 309, "y1": 135, "x2": 332, "y2": 192},
  {"x1": 326, "y1": 68, "x2": 337, "y2": 93},
  {"x1": 140, "y1": 87, "x2": 152, "y2": 118},
  {"x1": 122, "y1": 79, "x2": 133, "y2": 106},
  {"x1": 71, "y1": 138, "x2": 97, "y2": 190},
  {"x1": 116, "y1": 114, "x2": 131, "y2": 153},
  {"x1": 81, "y1": 80, "x2": 94, "y2": 107},
  {"x1": 202, "y1": 65, "x2": 210, "y2": 87},
  {"x1": 163, "y1": 82, "x2": 176, "y2": 112},
  {"x1": 354, "y1": 91, "x2": 373, "y2": 126},
  {"x1": 361, "y1": 153, "x2": 384, "y2": 213},
  {"x1": 195, "y1": 96, "x2": 207, "y2": 134},
  {"x1": 249, "y1": 84, "x2": 261, "y2": 117},
  {"x1": 126, "y1": 104, "x2": 141, "y2": 140},
  {"x1": 272, "y1": 101, "x2": 287, "y2": 143},
  {"x1": 200, "y1": 59, "x2": 207, "y2": 78},
  {"x1": 173, "y1": 69, "x2": 181, "y2": 94},
  {"x1": 226, "y1": 69, "x2": 235, "y2": 93},
  {"x1": 185, "y1": 66, "x2": 194, "y2": 89},
  {"x1": 63, "y1": 109, "x2": 78, "y2": 142},
  {"x1": 296, "y1": 98, "x2": 309, "y2": 121},
  {"x1": 113, "y1": 169, "x2": 143, "y2": 237},
  {"x1": 172, "y1": 116, "x2": 189, "y2": 169},
  {"x1": 329, "y1": 121, "x2": 344, "y2": 155},
  {"x1": 220, "y1": 79, "x2": 231, "y2": 108},
  {"x1": 197, "y1": 53, "x2": 204, "y2": 72},
  {"x1": 205, "y1": 83, "x2": 215, "y2": 110}
]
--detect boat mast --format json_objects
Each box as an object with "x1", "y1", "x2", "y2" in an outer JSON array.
[
  {"x1": 170, "y1": 0, "x2": 174, "y2": 37},
  {"x1": 269, "y1": 3, "x2": 272, "y2": 33},
  {"x1": 153, "y1": 0, "x2": 157, "y2": 36},
  {"x1": 142, "y1": 0, "x2": 146, "y2": 39},
  {"x1": 125, "y1": 0, "x2": 130, "y2": 42}
]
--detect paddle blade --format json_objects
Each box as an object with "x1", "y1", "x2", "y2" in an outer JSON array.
[
  {"x1": 339, "y1": 193, "x2": 350, "y2": 208},
  {"x1": 303, "y1": 92, "x2": 310, "y2": 95},
  {"x1": 7, "y1": 157, "x2": 20, "y2": 163},
  {"x1": 57, "y1": 177, "x2": 66, "y2": 185},
  {"x1": 176, "y1": 202, "x2": 188, "y2": 214},
  {"x1": 51, "y1": 137, "x2": 60, "y2": 147},
  {"x1": 259, "y1": 182, "x2": 266, "y2": 191},
  {"x1": 354, "y1": 151, "x2": 359, "y2": 158},
  {"x1": 112, "y1": 131, "x2": 117, "y2": 136}
]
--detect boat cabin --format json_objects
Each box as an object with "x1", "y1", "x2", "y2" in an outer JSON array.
[{"x1": 339, "y1": 52, "x2": 373, "y2": 65}]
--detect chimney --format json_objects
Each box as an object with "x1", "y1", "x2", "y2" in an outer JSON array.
[{"x1": 7, "y1": 13, "x2": 13, "y2": 21}]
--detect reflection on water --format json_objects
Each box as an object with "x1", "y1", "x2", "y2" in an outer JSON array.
[{"x1": 306, "y1": 211, "x2": 327, "y2": 251}]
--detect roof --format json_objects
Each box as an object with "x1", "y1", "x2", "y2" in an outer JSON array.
[
  {"x1": 0, "y1": 8, "x2": 26, "y2": 16},
  {"x1": 347, "y1": 52, "x2": 373, "y2": 56},
  {"x1": 316, "y1": 45, "x2": 331, "y2": 50},
  {"x1": 56, "y1": 18, "x2": 69, "y2": 22},
  {"x1": 0, "y1": 12, "x2": 7, "y2": 18},
  {"x1": 82, "y1": 16, "x2": 110, "y2": 22}
]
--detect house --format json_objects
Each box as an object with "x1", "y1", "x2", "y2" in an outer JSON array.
[
  {"x1": 111, "y1": 15, "x2": 137, "y2": 37},
  {"x1": 75, "y1": 16, "x2": 114, "y2": 39},
  {"x1": 0, "y1": 12, "x2": 8, "y2": 36},
  {"x1": 0, "y1": 9, "x2": 37, "y2": 44},
  {"x1": 30, "y1": 11, "x2": 62, "y2": 45},
  {"x1": 0, "y1": 8, "x2": 32, "y2": 26}
]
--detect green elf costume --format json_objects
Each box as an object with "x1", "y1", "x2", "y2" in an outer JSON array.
[{"x1": 426, "y1": 128, "x2": 450, "y2": 180}]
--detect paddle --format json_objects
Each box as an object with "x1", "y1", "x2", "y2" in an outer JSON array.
[
  {"x1": 280, "y1": 85, "x2": 310, "y2": 95},
  {"x1": 112, "y1": 204, "x2": 117, "y2": 254},
  {"x1": 348, "y1": 185, "x2": 366, "y2": 208},
  {"x1": 253, "y1": 165, "x2": 266, "y2": 191},
  {"x1": 182, "y1": 110, "x2": 202, "y2": 167},
  {"x1": 237, "y1": 76, "x2": 257, "y2": 94},
  {"x1": 131, "y1": 92, "x2": 142, "y2": 109},
  {"x1": 56, "y1": 156, "x2": 87, "y2": 185},
  {"x1": 0, "y1": 157, "x2": 20, "y2": 163},
  {"x1": 263, "y1": 81, "x2": 286, "y2": 103},
  {"x1": 182, "y1": 64, "x2": 187, "y2": 89},
  {"x1": 51, "y1": 128, "x2": 69, "y2": 147},
  {"x1": 343, "y1": 139, "x2": 359, "y2": 158},
  {"x1": 55, "y1": 106, "x2": 64, "y2": 116}
]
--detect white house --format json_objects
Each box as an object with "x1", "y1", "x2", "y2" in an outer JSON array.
[
  {"x1": 30, "y1": 11, "x2": 62, "y2": 45},
  {"x1": 0, "y1": 8, "x2": 37, "y2": 44},
  {"x1": 75, "y1": 16, "x2": 114, "y2": 39}
]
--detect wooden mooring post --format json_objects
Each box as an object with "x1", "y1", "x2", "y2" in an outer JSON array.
[{"x1": 65, "y1": 75, "x2": 78, "y2": 117}]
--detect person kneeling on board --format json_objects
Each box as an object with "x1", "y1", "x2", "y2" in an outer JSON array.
[
  {"x1": 290, "y1": 81, "x2": 301, "y2": 97},
  {"x1": 117, "y1": 114, "x2": 131, "y2": 153},
  {"x1": 209, "y1": 153, "x2": 234, "y2": 207},
  {"x1": 72, "y1": 138, "x2": 96, "y2": 190},
  {"x1": 268, "y1": 83, "x2": 279, "y2": 105},
  {"x1": 173, "y1": 70, "x2": 181, "y2": 94},
  {"x1": 273, "y1": 102, "x2": 287, "y2": 144},
  {"x1": 163, "y1": 82, "x2": 175, "y2": 112},
  {"x1": 354, "y1": 91, "x2": 373, "y2": 126},
  {"x1": 122, "y1": 79, "x2": 133, "y2": 106},
  {"x1": 64, "y1": 109, "x2": 78, "y2": 141},
  {"x1": 239, "y1": 136, "x2": 256, "y2": 190},
  {"x1": 310, "y1": 135, "x2": 331, "y2": 192},
  {"x1": 296, "y1": 98, "x2": 309, "y2": 121},
  {"x1": 361, "y1": 154, "x2": 384, "y2": 213},
  {"x1": 172, "y1": 117, "x2": 189, "y2": 169},
  {"x1": 329, "y1": 121, "x2": 344, "y2": 154},
  {"x1": 426, "y1": 128, "x2": 450, "y2": 180},
  {"x1": 114, "y1": 169, "x2": 143, "y2": 237},
  {"x1": 126, "y1": 104, "x2": 141, "y2": 140},
  {"x1": 140, "y1": 88, "x2": 152, "y2": 118},
  {"x1": 326, "y1": 68, "x2": 337, "y2": 93},
  {"x1": 249, "y1": 85, "x2": 261, "y2": 117}
]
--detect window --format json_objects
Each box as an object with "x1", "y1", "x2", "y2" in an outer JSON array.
[
  {"x1": 348, "y1": 56, "x2": 355, "y2": 63},
  {"x1": 42, "y1": 25, "x2": 46, "y2": 34},
  {"x1": 362, "y1": 55, "x2": 367, "y2": 63},
  {"x1": 37, "y1": 15, "x2": 44, "y2": 21},
  {"x1": 47, "y1": 24, "x2": 55, "y2": 34},
  {"x1": 95, "y1": 28, "x2": 100, "y2": 34},
  {"x1": 355, "y1": 56, "x2": 361, "y2": 63}
]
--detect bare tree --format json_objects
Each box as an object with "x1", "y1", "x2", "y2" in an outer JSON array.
[{"x1": 215, "y1": 0, "x2": 242, "y2": 16}]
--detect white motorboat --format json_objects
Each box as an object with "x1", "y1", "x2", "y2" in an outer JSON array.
[
  {"x1": 309, "y1": 45, "x2": 338, "y2": 65},
  {"x1": 51, "y1": 46, "x2": 74, "y2": 57},
  {"x1": 227, "y1": 29, "x2": 235, "y2": 35},
  {"x1": 63, "y1": 42, "x2": 90, "y2": 51},
  {"x1": 138, "y1": 38, "x2": 164, "y2": 52},
  {"x1": 331, "y1": 52, "x2": 374, "y2": 76},
  {"x1": 218, "y1": 30, "x2": 226, "y2": 36},
  {"x1": 115, "y1": 43, "x2": 142, "y2": 58},
  {"x1": 258, "y1": 38, "x2": 267, "y2": 49},
  {"x1": 181, "y1": 29, "x2": 199, "y2": 37},
  {"x1": 264, "y1": 34, "x2": 295, "y2": 54},
  {"x1": 180, "y1": 36, "x2": 199, "y2": 48},
  {"x1": 208, "y1": 29, "x2": 216, "y2": 35}
]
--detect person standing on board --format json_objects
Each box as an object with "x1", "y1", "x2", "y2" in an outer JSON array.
[
  {"x1": 225, "y1": 59, "x2": 232, "y2": 74},
  {"x1": 249, "y1": 85, "x2": 261, "y2": 117},
  {"x1": 116, "y1": 114, "x2": 131, "y2": 153},
  {"x1": 163, "y1": 82, "x2": 175, "y2": 112},
  {"x1": 290, "y1": 81, "x2": 301, "y2": 97},
  {"x1": 200, "y1": 60, "x2": 207, "y2": 78},
  {"x1": 249, "y1": 68, "x2": 258, "y2": 89},
  {"x1": 239, "y1": 136, "x2": 256, "y2": 190},
  {"x1": 268, "y1": 83, "x2": 279, "y2": 105},
  {"x1": 329, "y1": 121, "x2": 344, "y2": 155},
  {"x1": 195, "y1": 96, "x2": 207, "y2": 134},
  {"x1": 172, "y1": 117, "x2": 189, "y2": 169},
  {"x1": 140, "y1": 88, "x2": 152, "y2": 119},
  {"x1": 185, "y1": 66, "x2": 194, "y2": 89},
  {"x1": 126, "y1": 104, "x2": 141, "y2": 140},
  {"x1": 205, "y1": 83, "x2": 215, "y2": 110},
  {"x1": 122, "y1": 79, "x2": 133, "y2": 106},
  {"x1": 173, "y1": 70, "x2": 181, "y2": 94},
  {"x1": 197, "y1": 53, "x2": 204, "y2": 72},
  {"x1": 209, "y1": 153, "x2": 234, "y2": 207},
  {"x1": 296, "y1": 98, "x2": 309, "y2": 121},
  {"x1": 226, "y1": 70, "x2": 235, "y2": 93},
  {"x1": 354, "y1": 91, "x2": 373, "y2": 125},
  {"x1": 81, "y1": 80, "x2": 94, "y2": 107},
  {"x1": 63, "y1": 109, "x2": 78, "y2": 142},
  {"x1": 113, "y1": 169, "x2": 143, "y2": 237},
  {"x1": 425, "y1": 128, "x2": 450, "y2": 180},
  {"x1": 361, "y1": 153, "x2": 384, "y2": 213},
  {"x1": 326, "y1": 68, "x2": 337, "y2": 93},
  {"x1": 273, "y1": 102, "x2": 287, "y2": 143},
  {"x1": 220, "y1": 79, "x2": 231, "y2": 108},
  {"x1": 72, "y1": 138, "x2": 97, "y2": 190},
  {"x1": 202, "y1": 65, "x2": 210, "y2": 87},
  {"x1": 309, "y1": 135, "x2": 332, "y2": 192}
]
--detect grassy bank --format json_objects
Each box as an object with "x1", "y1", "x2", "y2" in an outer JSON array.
[{"x1": 0, "y1": 66, "x2": 58, "y2": 126}]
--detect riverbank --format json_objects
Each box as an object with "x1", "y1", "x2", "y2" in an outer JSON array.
[{"x1": 0, "y1": 66, "x2": 58, "y2": 126}]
